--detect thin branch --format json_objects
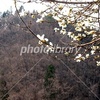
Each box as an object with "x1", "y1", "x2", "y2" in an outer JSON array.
[
  {"x1": 53, "y1": 0, "x2": 99, "y2": 4},
  {"x1": 77, "y1": 37, "x2": 100, "y2": 47},
  {"x1": 14, "y1": 0, "x2": 52, "y2": 46},
  {"x1": 14, "y1": 0, "x2": 100, "y2": 51}
]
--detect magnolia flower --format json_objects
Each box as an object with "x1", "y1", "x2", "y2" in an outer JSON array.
[
  {"x1": 37, "y1": 34, "x2": 49, "y2": 45},
  {"x1": 70, "y1": 34, "x2": 75, "y2": 39},
  {"x1": 91, "y1": 46, "x2": 99, "y2": 51},
  {"x1": 92, "y1": 34, "x2": 97, "y2": 37},
  {"x1": 67, "y1": 32, "x2": 73, "y2": 36},
  {"x1": 75, "y1": 54, "x2": 85, "y2": 62},
  {"x1": 31, "y1": 15, "x2": 35, "y2": 18},
  {"x1": 45, "y1": 38, "x2": 49, "y2": 42},
  {"x1": 78, "y1": 34, "x2": 82, "y2": 37},
  {"x1": 73, "y1": 36, "x2": 77, "y2": 41},
  {"x1": 75, "y1": 54, "x2": 82, "y2": 58},
  {"x1": 76, "y1": 59, "x2": 81, "y2": 62},
  {"x1": 36, "y1": 18, "x2": 43, "y2": 23},
  {"x1": 82, "y1": 34, "x2": 86, "y2": 37},
  {"x1": 53, "y1": 16, "x2": 61, "y2": 22},
  {"x1": 58, "y1": 22, "x2": 66, "y2": 27},
  {"x1": 96, "y1": 61, "x2": 100, "y2": 66},
  {"x1": 58, "y1": 5, "x2": 63, "y2": 10},
  {"x1": 54, "y1": 28, "x2": 59, "y2": 32},
  {"x1": 86, "y1": 54, "x2": 89, "y2": 58},
  {"x1": 19, "y1": 12, "x2": 25, "y2": 16},
  {"x1": 91, "y1": 50, "x2": 95, "y2": 55},
  {"x1": 37, "y1": 34, "x2": 45, "y2": 40},
  {"x1": 75, "y1": 27, "x2": 83, "y2": 32},
  {"x1": 60, "y1": 29, "x2": 66, "y2": 34},
  {"x1": 62, "y1": 19, "x2": 66, "y2": 24},
  {"x1": 58, "y1": 14, "x2": 63, "y2": 18},
  {"x1": 49, "y1": 42, "x2": 53, "y2": 46}
]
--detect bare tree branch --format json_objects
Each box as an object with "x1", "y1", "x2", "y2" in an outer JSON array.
[
  {"x1": 48, "y1": 0, "x2": 99, "y2": 4},
  {"x1": 14, "y1": 0, "x2": 53, "y2": 46}
]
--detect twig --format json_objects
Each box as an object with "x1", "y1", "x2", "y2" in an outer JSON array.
[{"x1": 14, "y1": 0, "x2": 52, "y2": 46}]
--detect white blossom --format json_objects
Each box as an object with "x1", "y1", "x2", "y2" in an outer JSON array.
[
  {"x1": 92, "y1": 34, "x2": 97, "y2": 37},
  {"x1": 49, "y1": 42, "x2": 53, "y2": 46},
  {"x1": 75, "y1": 54, "x2": 85, "y2": 62},
  {"x1": 67, "y1": 32, "x2": 73, "y2": 36},
  {"x1": 86, "y1": 54, "x2": 89, "y2": 58},
  {"x1": 36, "y1": 18, "x2": 43, "y2": 23},
  {"x1": 60, "y1": 29, "x2": 66, "y2": 34},
  {"x1": 37, "y1": 34, "x2": 45, "y2": 40},
  {"x1": 37, "y1": 34, "x2": 49, "y2": 45},
  {"x1": 75, "y1": 27, "x2": 82, "y2": 32},
  {"x1": 91, "y1": 50, "x2": 95, "y2": 55},
  {"x1": 96, "y1": 61, "x2": 100, "y2": 66},
  {"x1": 54, "y1": 28, "x2": 59, "y2": 32}
]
